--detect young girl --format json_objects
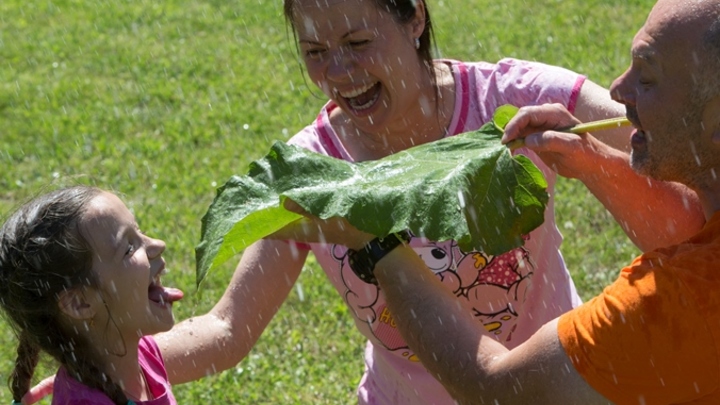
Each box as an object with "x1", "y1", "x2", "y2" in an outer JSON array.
[{"x1": 0, "y1": 186, "x2": 184, "y2": 405}]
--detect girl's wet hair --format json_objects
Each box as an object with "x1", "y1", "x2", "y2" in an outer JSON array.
[{"x1": 0, "y1": 186, "x2": 129, "y2": 405}]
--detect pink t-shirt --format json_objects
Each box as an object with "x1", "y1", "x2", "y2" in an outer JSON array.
[
  {"x1": 288, "y1": 58, "x2": 585, "y2": 405},
  {"x1": 52, "y1": 336, "x2": 176, "y2": 405}
]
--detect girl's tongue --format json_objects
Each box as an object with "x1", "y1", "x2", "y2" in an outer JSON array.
[{"x1": 148, "y1": 285, "x2": 184, "y2": 304}]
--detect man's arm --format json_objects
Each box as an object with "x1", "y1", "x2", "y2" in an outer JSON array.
[
  {"x1": 504, "y1": 95, "x2": 704, "y2": 251},
  {"x1": 375, "y1": 246, "x2": 611, "y2": 405},
  {"x1": 155, "y1": 239, "x2": 307, "y2": 384}
]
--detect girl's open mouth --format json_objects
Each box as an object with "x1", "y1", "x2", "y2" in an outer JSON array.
[{"x1": 148, "y1": 275, "x2": 183, "y2": 307}]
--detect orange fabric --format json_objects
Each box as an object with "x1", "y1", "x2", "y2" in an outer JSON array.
[{"x1": 558, "y1": 212, "x2": 720, "y2": 404}]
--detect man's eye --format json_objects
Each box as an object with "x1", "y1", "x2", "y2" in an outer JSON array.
[{"x1": 126, "y1": 243, "x2": 135, "y2": 256}]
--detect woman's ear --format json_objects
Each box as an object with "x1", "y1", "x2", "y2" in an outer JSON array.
[
  {"x1": 410, "y1": 0, "x2": 427, "y2": 39},
  {"x1": 57, "y1": 287, "x2": 98, "y2": 321}
]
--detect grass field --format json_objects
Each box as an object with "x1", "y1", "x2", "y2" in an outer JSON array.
[{"x1": 1, "y1": 0, "x2": 652, "y2": 402}]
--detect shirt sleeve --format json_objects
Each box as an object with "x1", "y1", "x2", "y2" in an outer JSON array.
[
  {"x1": 491, "y1": 58, "x2": 585, "y2": 113},
  {"x1": 557, "y1": 258, "x2": 719, "y2": 404}
]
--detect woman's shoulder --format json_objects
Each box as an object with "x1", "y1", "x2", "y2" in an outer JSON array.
[
  {"x1": 286, "y1": 101, "x2": 344, "y2": 158},
  {"x1": 448, "y1": 57, "x2": 578, "y2": 77}
]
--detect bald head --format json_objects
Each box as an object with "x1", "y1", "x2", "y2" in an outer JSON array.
[
  {"x1": 649, "y1": 0, "x2": 719, "y2": 24},
  {"x1": 642, "y1": 0, "x2": 720, "y2": 101},
  {"x1": 647, "y1": 0, "x2": 720, "y2": 56}
]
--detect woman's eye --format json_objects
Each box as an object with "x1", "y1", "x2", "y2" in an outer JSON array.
[
  {"x1": 349, "y1": 40, "x2": 369, "y2": 47},
  {"x1": 304, "y1": 49, "x2": 325, "y2": 59}
]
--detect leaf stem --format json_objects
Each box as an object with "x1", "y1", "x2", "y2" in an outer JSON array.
[{"x1": 506, "y1": 117, "x2": 631, "y2": 151}]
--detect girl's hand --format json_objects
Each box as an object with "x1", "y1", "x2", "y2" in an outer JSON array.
[{"x1": 21, "y1": 375, "x2": 55, "y2": 404}]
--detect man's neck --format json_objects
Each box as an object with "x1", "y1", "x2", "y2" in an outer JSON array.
[{"x1": 695, "y1": 182, "x2": 720, "y2": 221}]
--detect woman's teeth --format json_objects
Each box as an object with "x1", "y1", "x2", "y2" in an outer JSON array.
[
  {"x1": 339, "y1": 82, "x2": 380, "y2": 111},
  {"x1": 339, "y1": 82, "x2": 377, "y2": 98}
]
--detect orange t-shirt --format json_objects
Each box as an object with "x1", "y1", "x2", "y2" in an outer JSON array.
[{"x1": 558, "y1": 212, "x2": 720, "y2": 404}]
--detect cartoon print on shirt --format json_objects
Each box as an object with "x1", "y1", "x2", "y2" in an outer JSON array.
[
  {"x1": 455, "y1": 242, "x2": 533, "y2": 342},
  {"x1": 414, "y1": 240, "x2": 461, "y2": 292},
  {"x1": 335, "y1": 244, "x2": 380, "y2": 324},
  {"x1": 336, "y1": 244, "x2": 411, "y2": 355},
  {"x1": 335, "y1": 235, "x2": 534, "y2": 361}
]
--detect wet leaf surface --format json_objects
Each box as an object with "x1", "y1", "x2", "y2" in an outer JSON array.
[{"x1": 196, "y1": 107, "x2": 548, "y2": 285}]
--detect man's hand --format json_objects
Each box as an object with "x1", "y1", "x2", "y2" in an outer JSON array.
[{"x1": 501, "y1": 103, "x2": 608, "y2": 180}]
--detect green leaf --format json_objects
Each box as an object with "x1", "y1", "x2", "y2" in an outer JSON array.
[
  {"x1": 195, "y1": 105, "x2": 548, "y2": 287},
  {"x1": 492, "y1": 104, "x2": 520, "y2": 130}
]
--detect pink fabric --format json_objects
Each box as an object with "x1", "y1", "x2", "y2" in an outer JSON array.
[
  {"x1": 52, "y1": 336, "x2": 176, "y2": 405},
  {"x1": 288, "y1": 58, "x2": 585, "y2": 405}
]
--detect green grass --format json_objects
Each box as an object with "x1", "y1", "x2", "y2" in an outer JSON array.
[{"x1": 0, "y1": 0, "x2": 652, "y2": 402}]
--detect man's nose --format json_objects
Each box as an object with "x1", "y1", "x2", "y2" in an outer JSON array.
[{"x1": 609, "y1": 69, "x2": 635, "y2": 106}]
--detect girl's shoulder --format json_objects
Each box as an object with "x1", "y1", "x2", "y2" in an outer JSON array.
[{"x1": 51, "y1": 367, "x2": 115, "y2": 405}]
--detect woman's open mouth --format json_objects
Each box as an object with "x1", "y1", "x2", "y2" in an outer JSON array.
[{"x1": 338, "y1": 82, "x2": 381, "y2": 111}]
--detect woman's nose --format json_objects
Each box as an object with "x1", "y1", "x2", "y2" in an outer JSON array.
[{"x1": 327, "y1": 48, "x2": 355, "y2": 80}]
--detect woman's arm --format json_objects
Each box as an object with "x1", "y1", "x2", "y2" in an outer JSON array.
[{"x1": 155, "y1": 239, "x2": 307, "y2": 384}]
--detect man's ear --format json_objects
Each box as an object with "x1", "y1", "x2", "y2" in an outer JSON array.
[
  {"x1": 57, "y1": 288, "x2": 97, "y2": 321},
  {"x1": 712, "y1": 131, "x2": 720, "y2": 144},
  {"x1": 700, "y1": 94, "x2": 720, "y2": 144}
]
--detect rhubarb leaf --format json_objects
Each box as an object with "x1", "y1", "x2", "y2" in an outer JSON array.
[{"x1": 195, "y1": 106, "x2": 547, "y2": 286}]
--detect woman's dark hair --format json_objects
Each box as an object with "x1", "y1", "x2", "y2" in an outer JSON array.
[
  {"x1": 0, "y1": 186, "x2": 129, "y2": 405},
  {"x1": 283, "y1": 0, "x2": 439, "y2": 102}
]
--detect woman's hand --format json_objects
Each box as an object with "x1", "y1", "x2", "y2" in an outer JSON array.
[{"x1": 267, "y1": 199, "x2": 374, "y2": 250}]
